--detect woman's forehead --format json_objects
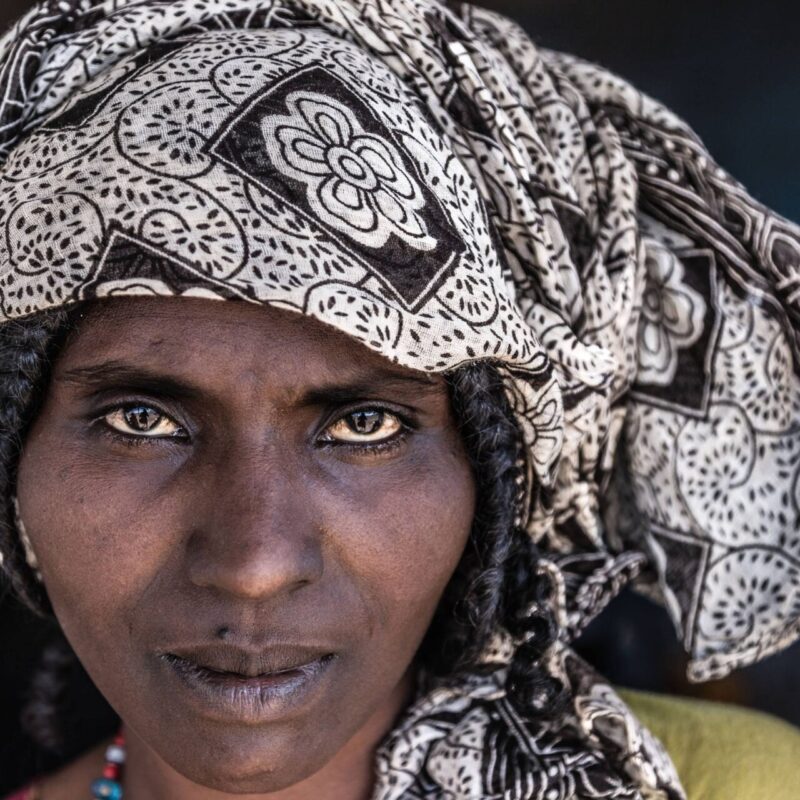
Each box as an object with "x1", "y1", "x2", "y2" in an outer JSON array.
[{"x1": 55, "y1": 297, "x2": 447, "y2": 400}]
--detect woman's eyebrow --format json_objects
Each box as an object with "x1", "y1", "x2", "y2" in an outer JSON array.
[
  {"x1": 56, "y1": 361, "x2": 203, "y2": 400},
  {"x1": 297, "y1": 372, "x2": 446, "y2": 407},
  {"x1": 56, "y1": 361, "x2": 445, "y2": 403}
]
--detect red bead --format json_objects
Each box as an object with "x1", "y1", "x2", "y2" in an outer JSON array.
[{"x1": 91, "y1": 728, "x2": 126, "y2": 794}]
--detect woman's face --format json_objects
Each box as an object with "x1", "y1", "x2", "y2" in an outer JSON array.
[{"x1": 15, "y1": 297, "x2": 475, "y2": 792}]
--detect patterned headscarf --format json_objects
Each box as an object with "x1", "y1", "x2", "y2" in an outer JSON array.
[{"x1": 1, "y1": 1, "x2": 799, "y2": 797}]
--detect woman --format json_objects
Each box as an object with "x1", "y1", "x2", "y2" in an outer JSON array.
[{"x1": 0, "y1": 0, "x2": 799, "y2": 798}]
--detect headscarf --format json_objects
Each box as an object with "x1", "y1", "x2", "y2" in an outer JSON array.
[{"x1": 0, "y1": 1, "x2": 798, "y2": 797}]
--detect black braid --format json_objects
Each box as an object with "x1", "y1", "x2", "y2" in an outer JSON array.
[
  {"x1": 432, "y1": 362, "x2": 565, "y2": 717},
  {"x1": 0, "y1": 309, "x2": 72, "y2": 615},
  {"x1": 20, "y1": 633, "x2": 84, "y2": 753},
  {"x1": 0, "y1": 307, "x2": 118, "y2": 755},
  {"x1": 0, "y1": 313, "x2": 563, "y2": 756}
]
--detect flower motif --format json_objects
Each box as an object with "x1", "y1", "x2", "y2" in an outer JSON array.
[
  {"x1": 637, "y1": 240, "x2": 706, "y2": 385},
  {"x1": 261, "y1": 91, "x2": 436, "y2": 251}
]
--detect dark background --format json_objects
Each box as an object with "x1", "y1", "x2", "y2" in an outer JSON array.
[{"x1": 1, "y1": 0, "x2": 798, "y2": 793}]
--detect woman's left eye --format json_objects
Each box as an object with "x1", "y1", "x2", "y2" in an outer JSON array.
[
  {"x1": 103, "y1": 405, "x2": 185, "y2": 439},
  {"x1": 322, "y1": 409, "x2": 403, "y2": 445}
]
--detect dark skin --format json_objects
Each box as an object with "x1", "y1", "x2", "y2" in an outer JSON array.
[{"x1": 15, "y1": 297, "x2": 476, "y2": 800}]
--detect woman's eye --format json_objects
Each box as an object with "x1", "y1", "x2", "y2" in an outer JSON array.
[
  {"x1": 323, "y1": 409, "x2": 403, "y2": 444},
  {"x1": 103, "y1": 405, "x2": 184, "y2": 439}
]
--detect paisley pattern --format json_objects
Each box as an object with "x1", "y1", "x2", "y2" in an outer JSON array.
[
  {"x1": 378, "y1": 651, "x2": 681, "y2": 800},
  {"x1": 1, "y1": 0, "x2": 799, "y2": 797}
]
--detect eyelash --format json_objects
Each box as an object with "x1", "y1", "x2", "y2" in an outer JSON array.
[
  {"x1": 93, "y1": 402, "x2": 413, "y2": 455},
  {"x1": 316, "y1": 405, "x2": 412, "y2": 454},
  {"x1": 93, "y1": 405, "x2": 185, "y2": 449}
]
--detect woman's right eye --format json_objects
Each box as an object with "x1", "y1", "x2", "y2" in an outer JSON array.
[{"x1": 102, "y1": 405, "x2": 185, "y2": 439}]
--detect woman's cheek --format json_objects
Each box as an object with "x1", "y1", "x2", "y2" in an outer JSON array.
[
  {"x1": 317, "y1": 438, "x2": 475, "y2": 633},
  {"x1": 17, "y1": 431, "x2": 183, "y2": 624}
]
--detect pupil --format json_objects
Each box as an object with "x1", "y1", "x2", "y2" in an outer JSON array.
[
  {"x1": 350, "y1": 410, "x2": 382, "y2": 434},
  {"x1": 126, "y1": 406, "x2": 158, "y2": 431}
]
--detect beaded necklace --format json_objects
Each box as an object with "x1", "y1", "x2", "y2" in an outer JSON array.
[{"x1": 90, "y1": 733, "x2": 125, "y2": 800}]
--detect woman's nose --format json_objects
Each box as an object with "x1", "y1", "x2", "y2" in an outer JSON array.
[{"x1": 184, "y1": 448, "x2": 324, "y2": 601}]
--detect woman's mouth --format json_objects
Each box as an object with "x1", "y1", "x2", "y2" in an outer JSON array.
[{"x1": 157, "y1": 648, "x2": 337, "y2": 724}]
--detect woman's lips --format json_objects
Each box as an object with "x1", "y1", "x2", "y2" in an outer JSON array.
[{"x1": 156, "y1": 647, "x2": 337, "y2": 724}]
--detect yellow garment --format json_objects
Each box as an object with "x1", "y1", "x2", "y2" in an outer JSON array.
[{"x1": 620, "y1": 689, "x2": 800, "y2": 800}]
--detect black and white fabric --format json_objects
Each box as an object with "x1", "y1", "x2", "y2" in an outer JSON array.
[{"x1": 1, "y1": 1, "x2": 799, "y2": 797}]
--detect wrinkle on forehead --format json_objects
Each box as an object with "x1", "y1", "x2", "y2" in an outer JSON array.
[{"x1": 57, "y1": 297, "x2": 446, "y2": 407}]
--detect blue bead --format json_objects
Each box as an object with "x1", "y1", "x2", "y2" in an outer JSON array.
[{"x1": 91, "y1": 777, "x2": 123, "y2": 800}]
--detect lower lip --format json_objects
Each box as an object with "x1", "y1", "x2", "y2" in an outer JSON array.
[{"x1": 159, "y1": 653, "x2": 336, "y2": 724}]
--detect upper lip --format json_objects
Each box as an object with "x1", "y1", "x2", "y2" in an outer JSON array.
[{"x1": 158, "y1": 644, "x2": 334, "y2": 678}]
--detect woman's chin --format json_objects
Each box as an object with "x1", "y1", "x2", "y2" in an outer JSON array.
[
  {"x1": 155, "y1": 725, "x2": 338, "y2": 794},
  {"x1": 121, "y1": 647, "x2": 355, "y2": 788},
  {"x1": 178, "y1": 762, "x2": 312, "y2": 795}
]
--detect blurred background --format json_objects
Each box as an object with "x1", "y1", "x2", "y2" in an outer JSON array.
[{"x1": 1, "y1": 0, "x2": 798, "y2": 793}]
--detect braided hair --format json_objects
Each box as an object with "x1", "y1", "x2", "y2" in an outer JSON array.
[
  {"x1": 0, "y1": 308, "x2": 562, "y2": 754},
  {"x1": 0, "y1": 311, "x2": 71, "y2": 615}
]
